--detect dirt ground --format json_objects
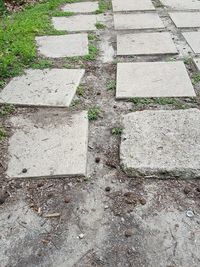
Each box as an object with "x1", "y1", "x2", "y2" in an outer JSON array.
[{"x1": 1, "y1": 0, "x2": 200, "y2": 266}]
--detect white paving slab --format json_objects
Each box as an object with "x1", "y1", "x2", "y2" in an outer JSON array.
[
  {"x1": 36, "y1": 34, "x2": 88, "y2": 58},
  {"x1": 182, "y1": 32, "x2": 200, "y2": 54},
  {"x1": 62, "y1": 1, "x2": 99, "y2": 13},
  {"x1": 161, "y1": 0, "x2": 200, "y2": 10},
  {"x1": 121, "y1": 109, "x2": 200, "y2": 179},
  {"x1": 117, "y1": 32, "x2": 177, "y2": 56},
  {"x1": 52, "y1": 15, "x2": 98, "y2": 31},
  {"x1": 0, "y1": 69, "x2": 85, "y2": 107},
  {"x1": 116, "y1": 62, "x2": 195, "y2": 99},
  {"x1": 6, "y1": 111, "x2": 88, "y2": 179},
  {"x1": 114, "y1": 13, "x2": 164, "y2": 30},
  {"x1": 169, "y1": 12, "x2": 200, "y2": 28},
  {"x1": 112, "y1": 0, "x2": 155, "y2": 11},
  {"x1": 194, "y1": 58, "x2": 200, "y2": 71}
]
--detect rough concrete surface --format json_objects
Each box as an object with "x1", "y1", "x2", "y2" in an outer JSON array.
[
  {"x1": 194, "y1": 58, "x2": 200, "y2": 71},
  {"x1": 112, "y1": 0, "x2": 155, "y2": 12},
  {"x1": 36, "y1": 34, "x2": 89, "y2": 58},
  {"x1": 6, "y1": 110, "x2": 88, "y2": 178},
  {"x1": 114, "y1": 13, "x2": 164, "y2": 30},
  {"x1": 116, "y1": 61, "x2": 195, "y2": 98},
  {"x1": 161, "y1": 0, "x2": 200, "y2": 10},
  {"x1": 169, "y1": 12, "x2": 200, "y2": 28},
  {"x1": 52, "y1": 15, "x2": 98, "y2": 32},
  {"x1": 61, "y1": 1, "x2": 99, "y2": 13},
  {"x1": 117, "y1": 32, "x2": 178, "y2": 56},
  {"x1": 0, "y1": 69, "x2": 85, "y2": 107},
  {"x1": 121, "y1": 109, "x2": 200, "y2": 179},
  {"x1": 182, "y1": 32, "x2": 200, "y2": 54}
]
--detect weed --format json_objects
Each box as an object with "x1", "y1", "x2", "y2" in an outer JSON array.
[
  {"x1": 184, "y1": 57, "x2": 193, "y2": 66},
  {"x1": 95, "y1": 0, "x2": 112, "y2": 14},
  {"x1": 77, "y1": 85, "x2": 84, "y2": 96},
  {"x1": 95, "y1": 22, "x2": 106, "y2": 29},
  {"x1": 0, "y1": 127, "x2": 6, "y2": 141},
  {"x1": 111, "y1": 127, "x2": 123, "y2": 135},
  {"x1": 88, "y1": 33, "x2": 100, "y2": 41},
  {"x1": 88, "y1": 107, "x2": 100, "y2": 120},
  {"x1": 107, "y1": 80, "x2": 116, "y2": 91},
  {"x1": 83, "y1": 44, "x2": 99, "y2": 61},
  {"x1": 71, "y1": 99, "x2": 80, "y2": 107},
  {"x1": 192, "y1": 74, "x2": 200, "y2": 85},
  {"x1": 31, "y1": 59, "x2": 53, "y2": 69},
  {"x1": 0, "y1": 104, "x2": 14, "y2": 117},
  {"x1": 131, "y1": 97, "x2": 186, "y2": 108}
]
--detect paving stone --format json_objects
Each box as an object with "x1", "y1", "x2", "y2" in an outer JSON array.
[
  {"x1": 194, "y1": 58, "x2": 200, "y2": 71},
  {"x1": 52, "y1": 15, "x2": 98, "y2": 31},
  {"x1": 36, "y1": 34, "x2": 88, "y2": 58},
  {"x1": 120, "y1": 109, "x2": 200, "y2": 179},
  {"x1": 116, "y1": 61, "x2": 195, "y2": 99},
  {"x1": 6, "y1": 111, "x2": 88, "y2": 179},
  {"x1": 161, "y1": 0, "x2": 200, "y2": 10},
  {"x1": 117, "y1": 32, "x2": 177, "y2": 56},
  {"x1": 169, "y1": 12, "x2": 200, "y2": 28},
  {"x1": 114, "y1": 13, "x2": 164, "y2": 30},
  {"x1": 0, "y1": 69, "x2": 85, "y2": 107},
  {"x1": 112, "y1": 0, "x2": 155, "y2": 12},
  {"x1": 62, "y1": 1, "x2": 99, "y2": 13},
  {"x1": 182, "y1": 32, "x2": 200, "y2": 54}
]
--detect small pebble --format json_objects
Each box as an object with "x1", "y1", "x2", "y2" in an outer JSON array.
[
  {"x1": 64, "y1": 196, "x2": 71, "y2": 203},
  {"x1": 186, "y1": 210, "x2": 194, "y2": 218},
  {"x1": 37, "y1": 182, "x2": 44, "y2": 188},
  {"x1": 196, "y1": 187, "x2": 200, "y2": 192},
  {"x1": 97, "y1": 92, "x2": 101, "y2": 95},
  {"x1": 139, "y1": 198, "x2": 146, "y2": 205},
  {"x1": 95, "y1": 157, "x2": 100, "y2": 163},
  {"x1": 105, "y1": 186, "x2": 111, "y2": 192},
  {"x1": 184, "y1": 186, "x2": 191, "y2": 195},
  {"x1": 104, "y1": 205, "x2": 109, "y2": 209},
  {"x1": 78, "y1": 233, "x2": 84, "y2": 239},
  {"x1": 125, "y1": 229, "x2": 133, "y2": 237},
  {"x1": 22, "y1": 168, "x2": 27, "y2": 173}
]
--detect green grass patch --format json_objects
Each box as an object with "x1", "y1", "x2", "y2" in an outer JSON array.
[
  {"x1": 0, "y1": 127, "x2": 6, "y2": 141},
  {"x1": 111, "y1": 127, "x2": 123, "y2": 135},
  {"x1": 83, "y1": 44, "x2": 99, "y2": 61},
  {"x1": 77, "y1": 85, "x2": 84, "y2": 97},
  {"x1": 107, "y1": 80, "x2": 116, "y2": 91},
  {"x1": 95, "y1": 0, "x2": 112, "y2": 14},
  {"x1": 31, "y1": 59, "x2": 53, "y2": 69},
  {"x1": 0, "y1": 104, "x2": 15, "y2": 117},
  {"x1": 88, "y1": 107, "x2": 100, "y2": 120},
  {"x1": 0, "y1": 0, "x2": 77, "y2": 82},
  {"x1": 95, "y1": 22, "x2": 106, "y2": 29},
  {"x1": 192, "y1": 73, "x2": 200, "y2": 85}
]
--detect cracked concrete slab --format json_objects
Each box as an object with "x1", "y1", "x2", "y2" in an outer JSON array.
[
  {"x1": 52, "y1": 15, "x2": 98, "y2": 32},
  {"x1": 169, "y1": 12, "x2": 200, "y2": 28},
  {"x1": 116, "y1": 61, "x2": 195, "y2": 99},
  {"x1": 61, "y1": 1, "x2": 99, "y2": 13},
  {"x1": 161, "y1": 0, "x2": 200, "y2": 10},
  {"x1": 6, "y1": 111, "x2": 88, "y2": 179},
  {"x1": 36, "y1": 34, "x2": 88, "y2": 58},
  {"x1": 114, "y1": 13, "x2": 164, "y2": 30},
  {"x1": 117, "y1": 32, "x2": 177, "y2": 56},
  {"x1": 112, "y1": 0, "x2": 155, "y2": 11},
  {"x1": 0, "y1": 69, "x2": 85, "y2": 107},
  {"x1": 182, "y1": 32, "x2": 200, "y2": 54},
  {"x1": 120, "y1": 109, "x2": 200, "y2": 179}
]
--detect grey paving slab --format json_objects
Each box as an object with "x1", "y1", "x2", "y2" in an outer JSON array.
[
  {"x1": 169, "y1": 12, "x2": 200, "y2": 28},
  {"x1": 6, "y1": 111, "x2": 88, "y2": 179},
  {"x1": 116, "y1": 62, "x2": 195, "y2": 99},
  {"x1": 117, "y1": 32, "x2": 177, "y2": 56},
  {"x1": 161, "y1": 0, "x2": 200, "y2": 10},
  {"x1": 194, "y1": 58, "x2": 200, "y2": 71},
  {"x1": 112, "y1": 0, "x2": 155, "y2": 11},
  {"x1": 114, "y1": 13, "x2": 164, "y2": 30},
  {"x1": 0, "y1": 69, "x2": 85, "y2": 107},
  {"x1": 36, "y1": 34, "x2": 88, "y2": 58},
  {"x1": 120, "y1": 109, "x2": 200, "y2": 179},
  {"x1": 52, "y1": 15, "x2": 98, "y2": 31},
  {"x1": 182, "y1": 32, "x2": 200, "y2": 54},
  {"x1": 62, "y1": 1, "x2": 99, "y2": 13}
]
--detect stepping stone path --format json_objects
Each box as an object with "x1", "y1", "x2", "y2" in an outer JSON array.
[
  {"x1": 113, "y1": 13, "x2": 164, "y2": 30},
  {"x1": 0, "y1": 69, "x2": 85, "y2": 107},
  {"x1": 6, "y1": 111, "x2": 88, "y2": 179},
  {"x1": 182, "y1": 32, "x2": 200, "y2": 54},
  {"x1": 161, "y1": 0, "x2": 200, "y2": 10},
  {"x1": 120, "y1": 109, "x2": 200, "y2": 179},
  {"x1": 61, "y1": 1, "x2": 99, "y2": 13},
  {"x1": 169, "y1": 12, "x2": 200, "y2": 28},
  {"x1": 116, "y1": 62, "x2": 195, "y2": 99},
  {"x1": 36, "y1": 34, "x2": 88, "y2": 58},
  {"x1": 112, "y1": 0, "x2": 155, "y2": 12},
  {"x1": 117, "y1": 32, "x2": 177, "y2": 56}
]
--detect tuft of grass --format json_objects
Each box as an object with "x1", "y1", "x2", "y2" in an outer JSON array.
[
  {"x1": 88, "y1": 33, "x2": 100, "y2": 41},
  {"x1": 31, "y1": 59, "x2": 53, "y2": 69},
  {"x1": 77, "y1": 85, "x2": 84, "y2": 96},
  {"x1": 83, "y1": 44, "x2": 99, "y2": 61},
  {"x1": 192, "y1": 74, "x2": 200, "y2": 85},
  {"x1": 0, "y1": 127, "x2": 6, "y2": 141},
  {"x1": 95, "y1": 22, "x2": 106, "y2": 29},
  {"x1": 95, "y1": 0, "x2": 112, "y2": 14},
  {"x1": 183, "y1": 57, "x2": 193, "y2": 66},
  {"x1": 88, "y1": 107, "x2": 100, "y2": 120},
  {"x1": 70, "y1": 99, "x2": 80, "y2": 107},
  {"x1": 111, "y1": 127, "x2": 123, "y2": 135},
  {"x1": 0, "y1": 104, "x2": 15, "y2": 117},
  {"x1": 107, "y1": 80, "x2": 116, "y2": 91}
]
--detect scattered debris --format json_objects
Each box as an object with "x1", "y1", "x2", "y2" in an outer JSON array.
[
  {"x1": 43, "y1": 213, "x2": 61, "y2": 218},
  {"x1": 186, "y1": 210, "x2": 194, "y2": 218}
]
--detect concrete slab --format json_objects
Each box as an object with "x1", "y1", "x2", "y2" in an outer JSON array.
[
  {"x1": 116, "y1": 62, "x2": 195, "y2": 99},
  {"x1": 6, "y1": 111, "x2": 88, "y2": 179},
  {"x1": 117, "y1": 32, "x2": 177, "y2": 56},
  {"x1": 36, "y1": 34, "x2": 88, "y2": 58},
  {"x1": 112, "y1": 0, "x2": 155, "y2": 11},
  {"x1": 62, "y1": 1, "x2": 99, "y2": 13},
  {"x1": 169, "y1": 12, "x2": 200, "y2": 28},
  {"x1": 0, "y1": 69, "x2": 85, "y2": 107},
  {"x1": 194, "y1": 58, "x2": 200, "y2": 71},
  {"x1": 114, "y1": 13, "x2": 164, "y2": 30},
  {"x1": 182, "y1": 32, "x2": 200, "y2": 54},
  {"x1": 52, "y1": 15, "x2": 98, "y2": 32},
  {"x1": 161, "y1": 0, "x2": 200, "y2": 10},
  {"x1": 121, "y1": 109, "x2": 200, "y2": 179}
]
